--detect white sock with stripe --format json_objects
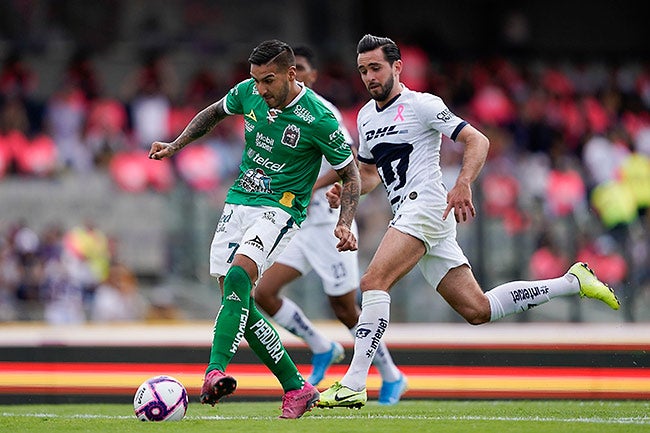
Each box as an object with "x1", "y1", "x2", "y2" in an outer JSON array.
[
  {"x1": 272, "y1": 297, "x2": 331, "y2": 354},
  {"x1": 485, "y1": 273, "x2": 579, "y2": 321}
]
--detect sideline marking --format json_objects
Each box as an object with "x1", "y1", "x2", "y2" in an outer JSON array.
[{"x1": 3, "y1": 412, "x2": 650, "y2": 425}]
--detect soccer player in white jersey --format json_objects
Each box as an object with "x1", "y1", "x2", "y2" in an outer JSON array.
[
  {"x1": 254, "y1": 46, "x2": 406, "y2": 405},
  {"x1": 149, "y1": 39, "x2": 360, "y2": 418},
  {"x1": 318, "y1": 34, "x2": 620, "y2": 408}
]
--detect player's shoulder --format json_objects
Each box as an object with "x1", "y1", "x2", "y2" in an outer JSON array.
[
  {"x1": 401, "y1": 86, "x2": 444, "y2": 107},
  {"x1": 357, "y1": 99, "x2": 376, "y2": 119},
  {"x1": 226, "y1": 78, "x2": 256, "y2": 100},
  {"x1": 294, "y1": 87, "x2": 339, "y2": 126},
  {"x1": 298, "y1": 87, "x2": 332, "y2": 112},
  {"x1": 311, "y1": 90, "x2": 341, "y2": 117}
]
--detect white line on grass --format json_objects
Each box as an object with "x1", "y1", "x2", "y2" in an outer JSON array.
[{"x1": 3, "y1": 413, "x2": 650, "y2": 425}]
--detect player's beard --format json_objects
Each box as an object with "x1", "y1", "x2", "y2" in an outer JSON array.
[
  {"x1": 368, "y1": 74, "x2": 394, "y2": 102},
  {"x1": 264, "y1": 80, "x2": 290, "y2": 109}
]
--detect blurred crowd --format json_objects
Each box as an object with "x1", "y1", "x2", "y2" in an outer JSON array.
[
  {"x1": 1, "y1": 43, "x2": 650, "y2": 322},
  {"x1": 0, "y1": 219, "x2": 150, "y2": 323}
]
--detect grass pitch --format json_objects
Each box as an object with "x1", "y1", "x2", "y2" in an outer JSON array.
[{"x1": 1, "y1": 400, "x2": 649, "y2": 433}]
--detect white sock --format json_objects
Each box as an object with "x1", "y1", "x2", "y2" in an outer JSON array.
[
  {"x1": 349, "y1": 325, "x2": 401, "y2": 383},
  {"x1": 272, "y1": 297, "x2": 331, "y2": 354},
  {"x1": 485, "y1": 273, "x2": 580, "y2": 321},
  {"x1": 341, "y1": 290, "x2": 391, "y2": 391}
]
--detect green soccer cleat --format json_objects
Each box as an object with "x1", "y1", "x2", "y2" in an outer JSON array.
[
  {"x1": 569, "y1": 262, "x2": 620, "y2": 310},
  {"x1": 316, "y1": 381, "x2": 367, "y2": 409}
]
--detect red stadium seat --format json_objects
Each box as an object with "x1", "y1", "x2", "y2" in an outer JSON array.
[
  {"x1": 482, "y1": 172, "x2": 519, "y2": 218},
  {"x1": 14, "y1": 134, "x2": 58, "y2": 176},
  {"x1": 145, "y1": 152, "x2": 175, "y2": 192},
  {"x1": 0, "y1": 135, "x2": 12, "y2": 177},
  {"x1": 545, "y1": 169, "x2": 585, "y2": 217},
  {"x1": 174, "y1": 144, "x2": 220, "y2": 191},
  {"x1": 529, "y1": 247, "x2": 570, "y2": 280},
  {"x1": 109, "y1": 151, "x2": 149, "y2": 193}
]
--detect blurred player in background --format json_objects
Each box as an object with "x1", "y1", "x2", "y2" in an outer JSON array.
[
  {"x1": 254, "y1": 46, "x2": 407, "y2": 405},
  {"x1": 149, "y1": 39, "x2": 360, "y2": 419},
  {"x1": 318, "y1": 34, "x2": 620, "y2": 409}
]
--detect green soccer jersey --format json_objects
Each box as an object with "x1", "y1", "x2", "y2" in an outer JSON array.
[{"x1": 223, "y1": 79, "x2": 353, "y2": 225}]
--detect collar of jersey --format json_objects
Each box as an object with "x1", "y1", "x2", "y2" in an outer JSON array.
[
  {"x1": 281, "y1": 82, "x2": 307, "y2": 110},
  {"x1": 375, "y1": 91, "x2": 402, "y2": 113}
]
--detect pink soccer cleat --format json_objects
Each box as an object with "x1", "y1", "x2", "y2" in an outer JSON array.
[
  {"x1": 200, "y1": 369, "x2": 237, "y2": 406},
  {"x1": 279, "y1": 382, "x2": 320, "y2": 419}
]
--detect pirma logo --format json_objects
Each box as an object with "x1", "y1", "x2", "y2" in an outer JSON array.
[
  {"x1": 226, "y1": 292, "x2": 241, "y2": 302},
  {"x1": 245, "y1": 235, "x2": 264, "y2": 251}
]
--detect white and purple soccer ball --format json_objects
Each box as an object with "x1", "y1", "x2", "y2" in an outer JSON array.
[{"x1": 133, "y1": 375, "x2": 188, "y2": 421}]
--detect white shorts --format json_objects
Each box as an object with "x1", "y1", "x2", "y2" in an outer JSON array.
[
  {"x1": 275, "y1": 221, "x2": 360, "y2": 296},
  {"x1": 389, "y1": 189, "x2": 469, "y2": 290},
  {"x1": 417, "y1": 235, "x2": 470, "y2": 290},
  {"x1": 209, "y1": 204, "x2": 298, "y2": 279},
  {"x1": 389, "y1": 187, "x2": 456, "y2": 249}
]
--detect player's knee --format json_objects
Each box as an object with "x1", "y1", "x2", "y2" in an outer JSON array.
[
  {"x1": 359, "y1": 272, "x2": 388, "y2": 292},
  {"x1": 253, "y1": 288, "x2": 273, "y2": 310},
  {"x1": 252, "y1": 287, "x2": 266, "y2": 303},
  {"x1": 462, "y1": 307, "x2": 490, "y2": 325}
]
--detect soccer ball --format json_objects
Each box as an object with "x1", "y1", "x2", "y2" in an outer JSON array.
[{"x1": 133, "y1": 375, "x2": 188, "y2": 421}]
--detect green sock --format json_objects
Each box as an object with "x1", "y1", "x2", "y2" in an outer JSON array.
[
  {"x1": 206, "y1": 266, "x2": 251, "y2": 373},
  {"x1": 245, "y1": 299, "x2": 304, "y2": 392}
]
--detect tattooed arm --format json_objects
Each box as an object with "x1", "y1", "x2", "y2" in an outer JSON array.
[
  {"x1": 148, "y1": 98, "x2": 229, "y2": 160},
  {"x1": 333, "y1": 160, "x2": 361, "y2": 252},
  {"x1": 326, "y1": 160, "x2": 382, "y2": 208}
]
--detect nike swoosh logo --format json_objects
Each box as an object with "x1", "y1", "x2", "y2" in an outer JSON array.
[
  {"x1": 334, "y1": 393, "x2": 356, "y2": 402},
  {"x1": 362, "y1": 120, "x2": 370, "y2": 127}
]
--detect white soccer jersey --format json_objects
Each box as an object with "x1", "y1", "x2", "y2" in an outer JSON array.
[{"x1": 357, "y1": 85, "x2": 469, "y2": 238}]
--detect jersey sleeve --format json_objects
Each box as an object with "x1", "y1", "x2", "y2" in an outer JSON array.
[
  {"x1": 416, "y1": 93, "x2": 468, "y2": 141},
  {"x1": 316, "y1": 94, "x2": 355, "y2": 146},
  {"x1": 223, "y1": 79, "x2": 254, "y2": 116},
  {"x1": 356, "y1": 106, "x2": 373, "y2": 164},
  {"x1": 313, "y1": 113, "x2": 354, "y2": 170}
]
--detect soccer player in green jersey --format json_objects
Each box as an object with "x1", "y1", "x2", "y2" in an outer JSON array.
[
  {"x1": 149, "y1": 39, "x2": 360, "y2": 419},
  {"x1": 254, "y1": 46, "x2": 407, "y2": 405}
]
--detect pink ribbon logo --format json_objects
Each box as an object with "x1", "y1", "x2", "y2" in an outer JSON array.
[{"x1": 393, "y1": 104, "x2": 405, "y2": 122}]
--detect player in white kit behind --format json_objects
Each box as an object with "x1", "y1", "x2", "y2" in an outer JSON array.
[{"x1": 317, "y1": 34, "x2": 620, "y2": 409}]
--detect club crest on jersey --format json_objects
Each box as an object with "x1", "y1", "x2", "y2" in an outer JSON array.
[{"x1": 281, "y1": 124, "x2": 301, "y2": 148}]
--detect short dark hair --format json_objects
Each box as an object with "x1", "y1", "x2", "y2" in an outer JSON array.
[
  {"x1": 292, "y1": 45, "x2": 316, "y2": 68},
  {"x1": 248, "y1": 39, "x2": 295, "y2": 70},
  {"x1": 357, "y1": 34, "x2": 401, "y2": 64}
]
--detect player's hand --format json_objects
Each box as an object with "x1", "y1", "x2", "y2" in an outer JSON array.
[
  {"x1": 334, "y1": 224, "x2": 358, "y2": 252},
  {"x1": 148, "y1": 141, "x2": 176, "y2": 160},
  {"x1": 326, "y1": 183, "x2": 342, "y2": 209},
  {"x1": 443, "y1": 182, "x2": 475, "y2": 223}
]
